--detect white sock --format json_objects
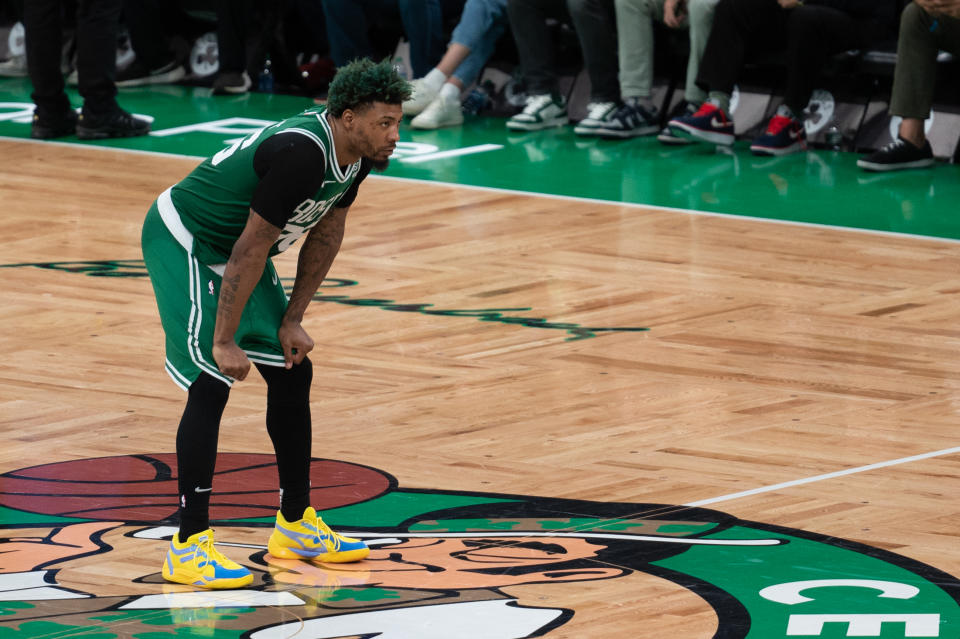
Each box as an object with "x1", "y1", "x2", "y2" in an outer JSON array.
[
  {"x1": 439, "y1": 82, "x2": 460, "y2": 102},
  {"x1": 776, "y1": 104, "x2": 796, "y2": 119},
  {"x1": 422, "y1": 68, "x2": 447, "y2": 92}
]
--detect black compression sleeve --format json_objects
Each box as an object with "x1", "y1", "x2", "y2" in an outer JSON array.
[{"x1": 251, "y1": 133, "x2": 328, "y2": 229}]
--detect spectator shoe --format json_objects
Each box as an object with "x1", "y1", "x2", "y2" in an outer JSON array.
[
  {"x1": 31, "y1": 108, "x2": 78, "y2": 139},
  {"x1": 212, "y1": 71, "x2": 251, "y2": 95},
  {"x1": 750, "y1": 112, "x2": 806, "y2": 156},
  {"x1": 573, "y1": 101, "x2": 617, "y2": 136},
  {"x1": 402, "y1": 78, "x2": 441, "y2": 117},
  {"x1": 668, "y1": 101, "x2": 735, "y2": 145},
  {"x1": 410, "y1": 94, "x2": 464, "y2": 129},
  {"x1": 594, "y1": 101, "x2": 659, "y2": 139},
  {"x1": 857, "y1": 136, "x2": 935, "y2": 172},
  {"x1": 77, "y1": 108, "x2": 150, "y2": 139},
  {"x1": 117, "y1": 59, "x2": 186, "y2": 87},
  {"x1": 506, "y1": 94, "x2": 568, "y2": 131}
]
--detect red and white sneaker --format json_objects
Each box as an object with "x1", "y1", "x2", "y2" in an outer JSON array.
[{"x1": 750, "y1": 112, "x2": 807, "y2": 156}]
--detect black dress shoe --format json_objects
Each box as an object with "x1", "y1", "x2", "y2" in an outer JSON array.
[
  {"x1": 77, "y1": 108, "x2": 150, "y2": 139},
  {"x1": 31, "y1": 109, "x2": 78, "y2": 139}
]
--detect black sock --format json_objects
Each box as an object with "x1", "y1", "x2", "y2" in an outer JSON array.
[
  {"x1": 257, "y1": 359, "x2": 313, "y2": 522},
  {"x1": 176, "y1": 373, "x2": 229, "y2": 541}
]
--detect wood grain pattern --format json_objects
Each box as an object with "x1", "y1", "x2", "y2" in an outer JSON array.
[{"x1": 1, "y1": 138, "x2": 959, "y2": 636}]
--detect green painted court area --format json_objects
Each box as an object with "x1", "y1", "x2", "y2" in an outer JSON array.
[{"x1": 2, "y1": 77, "x2": 959, "y2": 240}]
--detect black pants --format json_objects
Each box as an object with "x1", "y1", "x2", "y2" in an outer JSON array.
[
  {"x1": 122, "y1": 0, "x2": 172, "y2": 71},
  {"x1": 506, "y1": 0, "x2": 619, "y2": 102},
  {"x1": 216, "y1": 0, "x2": 254, "y2": 74},
  {"x1": 24, "y1": 0, "x2": 121, "y2": 116},
  {"x1": 696, "y1": 0, "x2": 886, "y2": 113}
]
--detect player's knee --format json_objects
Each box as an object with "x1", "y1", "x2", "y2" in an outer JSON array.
[
  {"x1": 260, "y1": 358, "x2": 312, "y2": 406},
  {"x1": 188, "y1": 372, "x2": 231, "y2": 409}
]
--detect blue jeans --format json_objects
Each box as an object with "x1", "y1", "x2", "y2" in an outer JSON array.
[
  {"x1": 323, "y1": 0, "x2": 445, "y2": 77},
  {"x1": 449, "y1": 0, "x2": 509, "y2": 86}
]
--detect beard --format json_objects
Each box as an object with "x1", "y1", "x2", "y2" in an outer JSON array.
[{"x1": 370, "y1": 158, "x2": 390, "y2": 172}]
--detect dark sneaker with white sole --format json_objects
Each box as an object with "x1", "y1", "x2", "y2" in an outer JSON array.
[
  {"x1": 77, "y1": 109, "x2": 150, "y2": 139},
  {"x1": 857, "y1": 136, "x2": 935, "y2": 172},
  {"x1": 668, "y1": 101, "x2": 735, "y2": 145},
  {"x1": 657, "y1": 102, "x2": 697, "y2": 145},
  {"x1": 750, "y1": 113, "x2": 806, "y2": 156},
  {"x1": 506, "y1": 94, "x2": 568, "y2": 131},
  {"x1": 594, "y1": 101, "x2": 659, "y2": 139},
  {"x1": 116, "y1": 60, "x2": 186, "y2": 87},
  {"x1": 573, "y1": 101, "x2": 617, "y2": 136}
]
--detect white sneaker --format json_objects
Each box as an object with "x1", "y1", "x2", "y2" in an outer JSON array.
[
  {"x1": 403, "y1": 78, "x2": 441, "y2": 117},
  {"x1": 506, "y1": 94, "x2": 568, "y2": 131},
  {"x1": 410, "y1": 94, "x2": 464, "y2": 129},
  {"x1": 573, "y1": 101, "x2": 617, "y2": 136}
]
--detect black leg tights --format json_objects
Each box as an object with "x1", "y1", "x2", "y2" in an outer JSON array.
[
  {"x1": 176, "y1": 372, "x2": 230, "y2": 540},
  {"x1": 256, "y1": 358, "x2": 313, "y2": 522}
]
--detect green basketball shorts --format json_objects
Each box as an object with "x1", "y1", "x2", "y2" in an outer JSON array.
[{"x1": 141, "y1": 189, "x2": 289, "y2": 390}]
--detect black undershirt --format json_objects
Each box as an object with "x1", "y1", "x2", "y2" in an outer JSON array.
[{"x1": 250, "y1": 132, "x2": 372, "y2": 229}]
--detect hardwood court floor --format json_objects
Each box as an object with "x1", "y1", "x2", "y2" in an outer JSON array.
[{"x1": 1, "y1": 138, "x2": 960, "y2": 637}]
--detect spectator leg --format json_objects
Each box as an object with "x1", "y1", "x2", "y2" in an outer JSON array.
[
  {"x1": 889, "y1": 3, "x2": 950, "y2": 121},
  {"x1": 215, "y1": 0, "x2": 253, "y2": 74},
  {"x1": 122, "y1": 0, "x2": 169, "y2": 70},
  {"x1": 685, "y1": 0, "x2": 718, "y2": 105},
  {"x1": 613, "y1": 0, "x2": 663, "y2": 101},
  {"x1": 567, "y1": 0, "x2": 619, "y2": 103},
  {"x1": 506, "y1": 0, "x2": 562, "y2": 95},
  {"x1": 783, "y1": 5, "x2": 859, "y2": 116},
  {"x1": 695, "y1": 0, "x2": 784, "y2": 99},
  {"x1": 398, "y1": 0, "x2": 445, "y2": 78},
  {"x1": 24, "y1": 0, "x2": 71, "y2": 116},
  {"x1": 449, "y1": 0, "x2": 509, "y2": 88},
  {"x1": 322, "y1": 0, "x2": 376, "y2": 68},
  {"x1": 75, "y1": 0, "x2": 122, "y2": 115}
]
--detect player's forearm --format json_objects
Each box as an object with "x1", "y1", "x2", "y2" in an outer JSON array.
[
  {"x1": 215, "y1": 213, "x2": 279, "y2": 344},
  {"x1": 284, "y1": 208, "x2": 347, "y2": 323},
  {"x1": 214, "y1": 244, "x2": 271, "y2": 344}
]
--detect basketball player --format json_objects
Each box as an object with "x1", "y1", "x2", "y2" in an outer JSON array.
[{"x1": 141, "y1": 58, "x2": 411, "y2": 589}]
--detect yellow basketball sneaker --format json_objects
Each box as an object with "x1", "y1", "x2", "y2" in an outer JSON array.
[
  {"x1": 267, "y1": 506, "x2": 369, "y2": 563},
  {"x1": 162, "y1": 529, "x2": 253, "y2": 589}
]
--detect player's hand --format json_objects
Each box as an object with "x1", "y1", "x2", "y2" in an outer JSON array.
[
  {"x1": 778, "y1": 0, "x2": 802, "y2": 8},
  {"x1": 278, "y1": 320, "x2": 315, "y2": 369},
  {"x1": 213, "y1": 340, "x2": 251, "y2": 380},
  {"x1": 664, "y1": 0, "x2": 688, "y2": 28},
  {"x1": 917, "y1": 0, "x2": 960, "y2": 18}
]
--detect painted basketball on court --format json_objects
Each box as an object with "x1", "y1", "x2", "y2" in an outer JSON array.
[{"x1": 0, "y1": 453, "x2": 391, "y2": 522}]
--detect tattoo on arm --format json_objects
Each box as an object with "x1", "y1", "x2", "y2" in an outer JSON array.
[{"x1": 286, "y1": 209, "x2": 347, "y2": 321}]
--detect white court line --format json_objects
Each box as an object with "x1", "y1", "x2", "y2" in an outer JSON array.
[
  {"x1": 685, "y1": 445, "x2": 960, "y2": 507},
  {"x1": 398, "y1": 144, "x2": 503, "y2": 164},
  {"x1": 3, "y1": 134, "x2": 959, "y2": 246}
]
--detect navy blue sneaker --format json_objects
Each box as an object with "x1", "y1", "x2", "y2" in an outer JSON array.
[
  {"x1": 668, "y1": 102, "x2": 735, "y2": 145},
  {"x1": 750, "y1": 113, "x2": 806, "y2": 156},
  {"x1": 593, "y1": 101, "x2": 659, "y2": 139}
]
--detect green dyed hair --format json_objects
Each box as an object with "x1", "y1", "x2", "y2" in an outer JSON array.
[{"x1": 326, "y1": 58, "x2": 412, "y2": 117}]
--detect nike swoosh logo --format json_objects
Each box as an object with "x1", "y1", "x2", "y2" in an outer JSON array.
[
  {"x1": 711, "y1": 117, "x2": 727, "y2": 128},
  {"x1": 272, "y1": 271, "x2": 278, "y2": 285},
  {"x1": 194, "y1": 487, "x2": 212, "y2": 493}
]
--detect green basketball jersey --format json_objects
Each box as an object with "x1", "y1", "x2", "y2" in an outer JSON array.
[{"x1": 169, "y1": 105, "x2": 360, "y2": 265}]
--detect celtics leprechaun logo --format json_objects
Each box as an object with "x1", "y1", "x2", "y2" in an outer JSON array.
[{"x1": 1, "y1": 453, "x2": 958, "y2": 638}]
